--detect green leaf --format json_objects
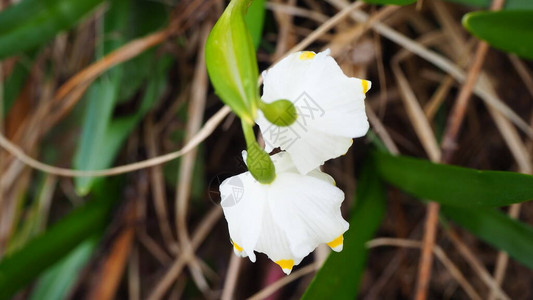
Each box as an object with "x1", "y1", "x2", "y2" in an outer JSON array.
[
  {"x1": 443, "y1": 0, "x2": 533, "y2": 9},
  {"x1": 463, "y1": 10, "x2": 533, "y2": 60},
  {"x1": 303, "y1": 160, "x2": 387, "y2": 299},
  {"x1": 363, "y1": 0, "x2": 417, "y2": 5},
  {"x1": 0, "y1": 179, "x2": 121, "y2": 300},
  {"x1": 0, "y1": 0, "x2": 104, "y2": 59},
  {"x1": 442, "y1": 206, "x2": 533, "y2": 269},
  {"x1": 29, "y1": 237, "x2": 99, "y2": 300},
  {"x1": 206, "y1": 0, "x2": 260, "y2": 124},
  {"x1": 374, "y1": 151, "x2": 533, "y2": 207},
  {"x1": 244, "y1": 0, "x2": 265, "y2": 49}
]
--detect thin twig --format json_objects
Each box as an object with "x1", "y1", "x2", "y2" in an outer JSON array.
[
  {"x1": 327, "y1": 0, "x2": 533, "y2": 138},
  {"x1": 440, "y1": 41, "x2": 492, "y2": 162},
  {"x1": 367, "y1": 238, "x2": 484, "y2": 300},
  {"x1": 0, "y1": 105, "x2": 231, "y2": 180},
  {"x1": 144, "y1": 114, "x2": 178, "y2": 253},
  {"x1": 221, "y1": 253, "x2": 242, "y2": 300},
  {"x1": 326, "y1": 5, "x2": 399, "y2": 57},
  {"x1": 414, "y1": 203, "x2": 440, "y2": 300},
  {"x1": 147, "y1": 207, "x2": 222, "y2": 300},
  {"x1": 391, "y1": 37, "x2": 442, "y2": 297},
  {"x1": 445, "y1": 229, "x2": 511, "y2": 300},
  {"x1": 174, "y1": 24, "x2": 211, "y2": 296},
  {"x1": 266, "y1": 2, "x2": 329, "y2": 23},
  {"x1": 285, "y1": 1, "x2": 366, "y2": 58},
  {"x1": 247, "y1": 263, "x2": 319, "y2": 300},
  {"x1": 430, "y1": 2, "x2": 522, "y2": 299},
  {"x1": 374, "y1": 31, "x2": 388, "y2": 118},
  {"x1": 391, "y1": 51, "x2": 441, "y2": 162},
  {"x1": 272, "y1": 0, "x2": 297, "y2": 60},
  {"x1": 508, "y1": 54, "x2": 533, "y2": 100},
  {"x1": 54, "y1": 31, "x2": 168, "y2": 103},
  {"x1": 366, "y1": 106, "x2": 399, "y2": 155},
  {"x1": 128, "y1": 245, "x2": 140, "y2": 300}
]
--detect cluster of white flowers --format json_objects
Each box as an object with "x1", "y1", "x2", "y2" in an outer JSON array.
[{"x1": 220, "y1": 49, "x2": 371, "y2": 275}]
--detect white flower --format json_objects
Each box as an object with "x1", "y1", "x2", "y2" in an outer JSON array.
[
  {"x1": 256, "y1": 49, "x2": 371, "y2": 174},
  {"x1": 220, "y1": 151, "x2": 349, "y2": 275}
]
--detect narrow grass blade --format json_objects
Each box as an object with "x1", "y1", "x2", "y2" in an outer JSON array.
[
  {"x1": 444, "y1": 0, "x2": 533, "y2": 9},
  {"x1": 374, "y1": 151, "x2": 533, "y2": 207},
  {"x1": 442, "y1": 206, "x2": 533, "y2": 269}
]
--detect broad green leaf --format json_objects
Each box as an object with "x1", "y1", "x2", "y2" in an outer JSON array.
[
  {"x1": 206, "y1": 0, "x2": 260, "y2": 124},
  {"x1": 0, "y1": 179, "x2": 121, "y2": 300},
  {"x1": 0, "y1": 0, "x2": 104, "y2": 59},
  {"x1": 303, "y1": 160, "x2": 387, "y2": 299},
  {"x1": 463, "y1": 10, "x2": 533, "y2": 60},
  {"x1": 444, "y1": 0, "x2": 533, "y2": 9},
  {"x1": 442, "y1": 206, "x2": 533, "y2": 269},
  {"x1": 363, "y1": 0, "x2": 417, "y2": 5},
  {"x1": 374, "y1": 151, "x2": 533, "y2": 207},
  {"x1": 29, "y1": 237, "x2": 99, "y2": 300},
  {"x1": 244, "y1": 0, "x2": 265, "y2": 49}
]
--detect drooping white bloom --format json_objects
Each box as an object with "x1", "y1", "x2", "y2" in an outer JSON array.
[
  {"x1": 256, "y1": 49, "x2": 371, "y2": 174},
  {"x1": 220, "y1": 151, "x2": 349, "y2": 275}
]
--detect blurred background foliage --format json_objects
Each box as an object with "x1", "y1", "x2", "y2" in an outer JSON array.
[{"x1": 0, "y1": 0, "x2": 532, "y2": 299}]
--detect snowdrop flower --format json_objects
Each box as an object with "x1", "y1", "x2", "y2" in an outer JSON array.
[
  {"x1": 220, "y1": 151, "x2": 348, "y2": 275},
  {"x1": 256, "y1": 49, "x2": 371, "y2": 174}
]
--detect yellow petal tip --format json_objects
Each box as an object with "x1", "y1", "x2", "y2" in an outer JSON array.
[
  {"x1": 299, "y1": 51, "x2": 316, "y2": 60},
  {"x1": 232, "y1": 240, "x2": 243, "y2": 252},
  {"x1": 362, "y1": 80, "x2": 371, "y2": 94},
  {"x1": 275, "y1": 259, "x2": 294, "y2": 275},
  {"x1": 327, "y1": 235, "x2": 344, "y2": 252}
]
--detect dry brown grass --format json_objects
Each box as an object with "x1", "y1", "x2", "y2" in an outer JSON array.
[{"x1": 1, "y1": 0, "x2": 533, "y2": 299}]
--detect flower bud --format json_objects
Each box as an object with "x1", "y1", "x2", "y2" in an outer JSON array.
[
  {"x1": 246, "y1": 142, "x2": 276, "y2": 184},
  {"x1": 259, "y1": 99, "x2": 297, "y2": 127},
  {"x1": 241, "y1": 120, "x2": 275, "y2": 184}
]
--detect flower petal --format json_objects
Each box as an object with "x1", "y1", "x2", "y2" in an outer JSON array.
[
  {"x1": 221, "y1": 172, "x2": 266, "y2": 262},
  {"x1": 258, "y1": 49, "x2": 370, "y2": 174},
  {"x1": 287, "y1": 131, "x2": 353, "y2": 174},
  {"x1": 268, "y1": 173, "x2": 349, "y2": 258},
  {"x1": 254, "y1": 201, "x2": 304, "y2": 275},
  {"x1": 326, "y1": 235, "x2": 344, "y2": 252}
]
